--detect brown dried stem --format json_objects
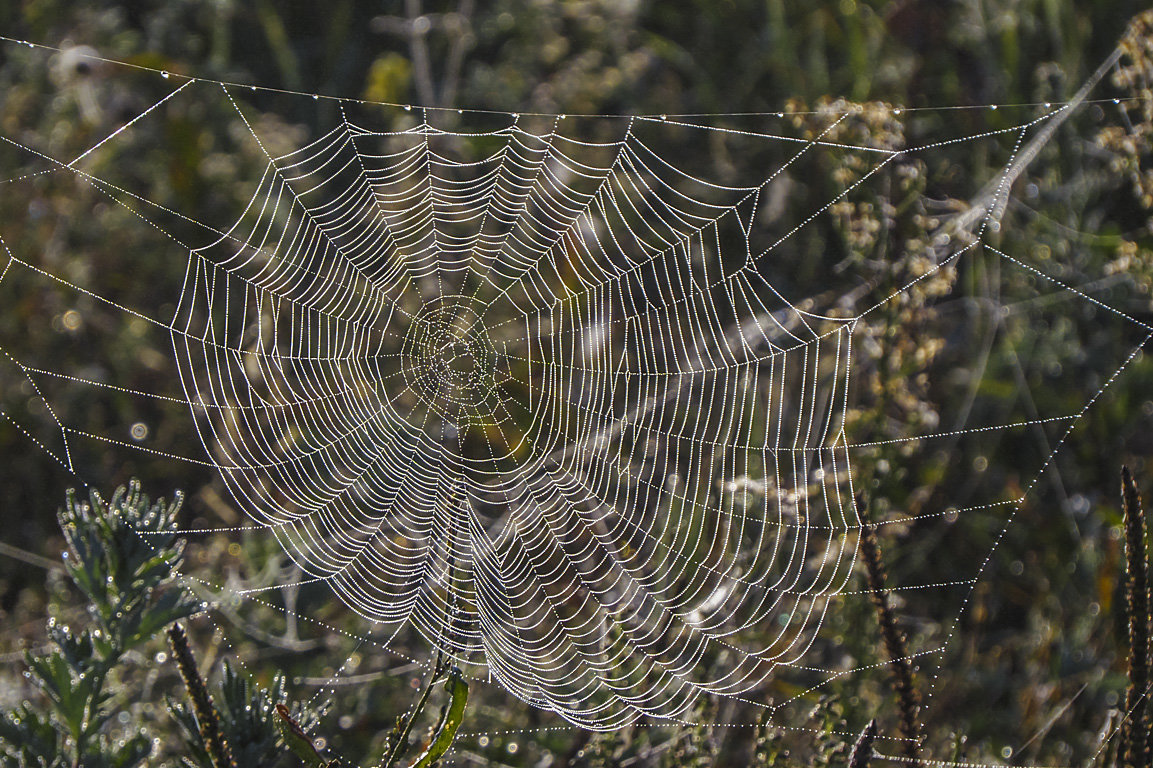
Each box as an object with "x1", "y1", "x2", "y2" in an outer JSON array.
[
  {"x1": 168, "y1": 623, "x2": 236, "y2": 768},
  {"x1": 1121, "y1": 466, "x2": 1150, "y2": 768},
  {"x1": 858, "y1": 497, "x2": 923, "y2": 768}
]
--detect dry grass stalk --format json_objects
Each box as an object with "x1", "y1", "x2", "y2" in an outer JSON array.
[
  {"x1": 168, "y1": 623, "x2": 236, "y2": 768},
  {"x1": 858, "y1": 496, "x2": 923, "y2": 768},
  {"x1": 1120, "y1": 467, "x2": 1150, "y2": 768}
]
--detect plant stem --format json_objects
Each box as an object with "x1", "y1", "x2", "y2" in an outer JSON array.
[
  {"x1": 858, "y1": 496, "x2": 923, "y2": 768},
  {"x1": 383, "y1": 476, "x2": 463, "y2": 768},
  {"x1": 1121, "y1": 466, "x2": 1150, "y2": 768},
  {"x1": 168, "y1": 623, "x2": 235, "y2": 768},
  {"x1": 383, "y1": 652, "x2": 445, "y2": 768}
]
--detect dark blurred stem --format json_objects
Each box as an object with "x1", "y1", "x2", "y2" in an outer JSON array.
[
  {"x1": 405, "y1": 0, "x2": 436, "y2": 107},
  {"x1": 383, "y1": 649, "x2": 446, "y2": 768},
  {"x1": 168, "y1": 623, "x2": 235, "y2": 768},
  {"x1": 848, "y1": 719, "x2": 878, "y2": 768},
  {"x1": 858, "y1": 496, "x2": 923, "y2": 768},
  {"x1": 210, "y1": 0, "x2": 232, "y2": 72},
  {"x1": 438, "y1": 0, "x2": 474, "y2": 109},
  {"x1": 255, "y1": 0, "x2": 301, "y2": 90},
  {"x1": 1121, "y1": 466, "x2": 1149, "y2": 768}
]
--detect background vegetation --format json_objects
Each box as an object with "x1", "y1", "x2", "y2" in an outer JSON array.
[{"x1": 1, "y1": 1, "x2": 1153, "y2": 766}]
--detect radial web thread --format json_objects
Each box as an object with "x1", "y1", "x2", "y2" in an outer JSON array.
[{"x1": 0, "y1": 41, "x2": 1148, "y2": 747}]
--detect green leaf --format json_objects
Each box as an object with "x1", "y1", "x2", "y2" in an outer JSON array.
[
  {"x1": 110, "y1": 732, "x2": 154, "y2": 768},
  {"x1": 409, "y1": 670, "x2": 468, "y2": 768},
  {"x1": 130, "y1": 588, "x2": 202, "y2": 647},
  {"x1": 275, "y1": 705, "x2": 332, "y2": 768},
  {"x1": 0, "y1": 706, "x2": 64, "y2": 764},
  {"x1": 12, "y1": 481, "x2": 194, "y2": 767}
]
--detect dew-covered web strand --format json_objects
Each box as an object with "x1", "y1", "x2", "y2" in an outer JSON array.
[
  {"x1": 0, "y1": 73, "x2": 445, "y2": 761},
  {"x1": 0, "y1": 35, "x2": 1148, "y2": 763},
  {"x1": 1, "y1": 30, "x2": 1139, "y2": 118},
  {"x1": 0, "y1": 100, "x2": 1028, "y2": 641},
  {"x1": 0, "y1": 132, "x2": 404, "y2": 353}
]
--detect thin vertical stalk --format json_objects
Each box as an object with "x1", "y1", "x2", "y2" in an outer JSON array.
[
  {"x1": 168, "y1": 623, "x2": 235, "y2": 768},
  {"x1": 381, "y1": 651, "x2": 445, "y2": 768},
  {"x1": 858, "y1": 496, "x2": 923, "y2": 768},
  {"x1": 383, "y1": 477, "x2": 462, "y2": 767},
  {"x1": 1121, "y1": 466, "x2": 1150, "y2": 768}
]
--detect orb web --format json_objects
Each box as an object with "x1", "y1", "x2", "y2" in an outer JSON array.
[
  {"x1": 162, "y1": 92, "x2": 870, "y2": 726},
  {"x1": 0, "y1": 43, "x2": 1148, "y2": 740}
]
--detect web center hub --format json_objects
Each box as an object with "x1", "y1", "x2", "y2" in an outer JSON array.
[{"x1": 399, "y1": 296, "x2": 498, "y2": 426}]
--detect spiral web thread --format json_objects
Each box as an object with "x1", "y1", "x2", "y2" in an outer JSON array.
[
  {"x1": 0, "y1": 43, "x2": 1150, "y2": 746},
  {"x1": 169, "y1": 90, "x2": 872, "y2": 728}
]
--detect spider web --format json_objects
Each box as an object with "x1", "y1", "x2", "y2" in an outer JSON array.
[
  {"x1": 170, "y1": 95, "x2": 863, "y2": 727},
  {"x1": 0, "y1": 40, "x2": 1148, "y2": 747}
]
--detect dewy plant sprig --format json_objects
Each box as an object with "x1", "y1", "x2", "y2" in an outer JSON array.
[{"x1": 0, "y1": 482, "x2": 199, "y2": 767}]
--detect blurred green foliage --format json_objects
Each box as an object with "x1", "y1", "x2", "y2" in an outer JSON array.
[
  {"x1": 0, "y1": 1, "x2": 1152, "y2": 766},
  {"x1": 0, "y1": 483, "x2": 196, "y2": 767},
  {"x1": 170, "y1": 660, "x2": 325, "y2": 768}
]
